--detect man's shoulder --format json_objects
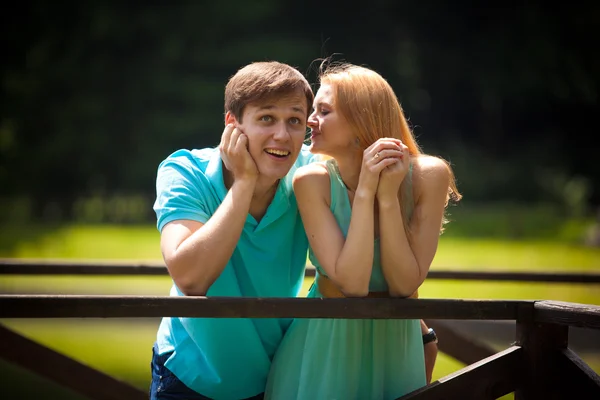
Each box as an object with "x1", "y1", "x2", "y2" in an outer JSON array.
[
  {"x1": 158, "y1": 147, "x2": 218, "y2": 174},
  {"x1": 161, "y1": 147, "x2": 216, "y2": 165}
]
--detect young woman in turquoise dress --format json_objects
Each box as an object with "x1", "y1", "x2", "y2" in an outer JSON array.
[{"x1": 265, "y1": 62, "x2": 462, "y2": 399}]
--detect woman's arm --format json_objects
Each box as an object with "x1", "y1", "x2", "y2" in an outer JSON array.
[
  {"x1": 378, "y1": 156, "x2": 451, "y2": 296},
  {"x1": 293, "y1": 163, "x2": 376, "y2": 296}
]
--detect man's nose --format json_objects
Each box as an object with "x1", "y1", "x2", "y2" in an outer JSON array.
[{"x1": 273, "y1": 122, "x2": 290, "y2": 140}]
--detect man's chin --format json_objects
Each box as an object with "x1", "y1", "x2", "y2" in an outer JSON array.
[{"x1": 257, "y1": 165, "x2": 292, "y2": 181}]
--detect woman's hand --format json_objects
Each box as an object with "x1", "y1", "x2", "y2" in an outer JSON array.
[
  {"x1": 356, "y1": 138, "x2": 404, "y2": 198},
  {"x1": 377, "y1": 139, "x2": 409, "y2": 203}
]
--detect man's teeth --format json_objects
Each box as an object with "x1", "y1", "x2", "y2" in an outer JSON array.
[{"x1": 266, "y1": 149, "x2": 290, "y2": 156}]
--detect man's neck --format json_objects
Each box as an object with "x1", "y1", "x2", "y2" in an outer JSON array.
[
  {"x1": 222, "y1": 166, "x2": 279, "y2": 221},
  {"x1": 249, "y1": 177, "x2": 280, "y2": 222}
]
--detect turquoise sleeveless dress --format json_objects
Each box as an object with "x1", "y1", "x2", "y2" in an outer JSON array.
[{"x1": 265, "y1": 159, "x2": 427, "y2": 400}]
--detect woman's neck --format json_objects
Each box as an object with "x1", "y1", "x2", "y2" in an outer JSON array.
[{"x1": 332, "y1": 151, "x2": 363, "y2": 193}]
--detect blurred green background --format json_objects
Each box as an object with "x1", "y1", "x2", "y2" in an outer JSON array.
[{"x1": 1, "y1": 1, "x2": 599, "y2": 399}]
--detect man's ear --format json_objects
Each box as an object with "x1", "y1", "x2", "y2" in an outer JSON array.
[{"x1": 225, "y1": 111, "x2": 237, "y2": 126}]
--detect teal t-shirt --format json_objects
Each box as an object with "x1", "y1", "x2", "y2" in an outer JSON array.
[{"x1": 153, "y1": 145, "x2": 316, "y2": 399}]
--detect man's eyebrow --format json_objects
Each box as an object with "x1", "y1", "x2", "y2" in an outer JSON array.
[
  {"x1": 291, "y1": 106, "x2": 306, "y2": 114},
  {"x1": 257, "y1": 105, "x2": 306, "y2": 114}
]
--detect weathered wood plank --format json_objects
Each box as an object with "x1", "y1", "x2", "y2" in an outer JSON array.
[
  {"x1": 515, "y1": 321, "x2": 569, "y2": 400},
  {"x1": 0, "y1": 259, "x2": 167, "y2": 276},
  {"x1": 0, "y1": 324, "x2": 147, "y2": 400},
  {"x1": 0, "y1": 295, "x2": 526, "y2": 319},
  {"x1": 556, "y1": 348, "x2": 600, "y2": 396},
  {"x1": 424, "y1": 319, "x2": 496, "y2": 365},
  {"x1": 534, "y1": 300, "x2": 600, "y2": 330},
  {"x1": 426, "y1": 270, "x2": 600, "y2": 283},
  {"x1": 2, "y1": 259, "x2": 600, "y2": 283},
  {"x1": 397, "y1": 346, "x2": 523, "y2": 400}
]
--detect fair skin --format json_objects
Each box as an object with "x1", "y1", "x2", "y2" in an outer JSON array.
[
  {"x1": 294, "y1": 83, "x2": 450, "y2": 297},
  {"x1": 159, "y1": 94, "x2": 307, "y2": 296}
]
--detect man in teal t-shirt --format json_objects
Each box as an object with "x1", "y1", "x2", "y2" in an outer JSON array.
[{"x1": 150, "y1": 61, "x2": 317, "y2": 400}]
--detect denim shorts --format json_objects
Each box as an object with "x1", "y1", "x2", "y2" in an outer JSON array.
[{"x1": 149, "y1": 343, "x2": 264, "y2": 400}]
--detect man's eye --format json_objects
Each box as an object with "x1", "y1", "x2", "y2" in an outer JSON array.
[
  {"x1": 260, "y1": 116, "x2": 273, "y2": 122},
  {"x1": 290, "y1": 117, "x2": 301, "y2": 125}
]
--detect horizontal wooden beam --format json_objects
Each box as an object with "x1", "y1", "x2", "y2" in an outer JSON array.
[
  {"x1": 427, "y1": 270, "x2": 600, "y2": 283},
  {"x1": 2, "y1": 259, "x2": 600, "y2": 283},
  {"x1": 0, "y1": 324, "x2": 147, "y2": 400},
  {"x1": 0, "y1": 259, "x2": 168, "y2": 276},
  {"x1": 534, "y1": 300, "x2": 600, "y2": 330},
  {"x1": 398, "y1": 346, "x2": 523, "y2": 400},
  {"x1": 0, "y1": 295, "x2": 526, "y2": 319}
]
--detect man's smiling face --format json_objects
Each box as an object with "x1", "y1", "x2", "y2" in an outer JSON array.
[{"x1": 235, "y1": 90, "x2": 308, "y2": 181}]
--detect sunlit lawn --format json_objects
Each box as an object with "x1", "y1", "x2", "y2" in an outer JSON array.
[{"x1": 0, "y1": 224, "x2": 599, "y2": 399}]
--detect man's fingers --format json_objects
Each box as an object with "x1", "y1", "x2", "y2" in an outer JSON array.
[
  {"x1": 237, "y1": 134, "x2": 249, "y2": 151},
  {"x1": 220, "y1": 124, "x2": 236, "y2": 149},
  {"x1": 228, "y1": 128, "x2": 242, "y2": 153}
]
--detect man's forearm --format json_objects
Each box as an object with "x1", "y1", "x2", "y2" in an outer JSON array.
[
  {"x1": 421, "y1": 320, "x2": 438, "y2": 384},
  {"x1": 167, "y1": 179, "x2": 255, "y2": 295}
]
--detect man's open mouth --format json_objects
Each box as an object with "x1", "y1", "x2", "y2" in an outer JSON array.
[{"x1": 265, "y1": 149, "x2": 290, "y2": 158}]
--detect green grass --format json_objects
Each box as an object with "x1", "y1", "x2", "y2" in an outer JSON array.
[
  {"x1": 0, "y1": 224, "x2": 163, "y2": 261},
  {"x1": 2, "y1": 224, "x2": 599, "y2": 271},
  {"x1": 1, "y1": 319, "x2": 158, "y2": 391},
  {"x1": 0, "y1": 222, "x2": 599, "y2": 399}
]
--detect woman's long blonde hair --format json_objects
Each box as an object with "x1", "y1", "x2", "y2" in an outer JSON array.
[{"x1": 318, "y1": 61, "x2": 462, "y2": 233}]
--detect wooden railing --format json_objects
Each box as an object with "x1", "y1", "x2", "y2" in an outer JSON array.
[
  {"x1": 1, "y1": 259, "x2": 599, "y2": 400},
  {"x1": 2, "y1": 258, "x2": 599, "y2": 283}
]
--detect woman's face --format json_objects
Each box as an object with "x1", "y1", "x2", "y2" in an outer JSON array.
[{"x1": 307, "y1": 83, "x2": 355, "y2": 156}]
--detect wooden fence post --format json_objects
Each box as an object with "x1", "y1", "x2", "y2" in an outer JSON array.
[{"x1": 514, "y1": 303, "x2": 569, "y2": 400}]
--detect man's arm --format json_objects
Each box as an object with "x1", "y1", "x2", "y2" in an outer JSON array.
[
  {"x1": 160, "y1": 177, "x2": 255, "y2": 296},
  {"x1": 159, "y1": 125, "x2": 258, "y2": 296},
  {"x1": 421, "y1": 319, "x2": 438, "y2": 384}
]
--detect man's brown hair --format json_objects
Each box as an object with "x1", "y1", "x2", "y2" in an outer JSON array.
[{"x1": 224, "y1": 61, "x2": 314, "y2": 122}]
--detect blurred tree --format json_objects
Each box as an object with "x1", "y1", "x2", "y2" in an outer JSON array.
[{"x1": 1, "y1": 1, "x2": 598, "y2": 222}]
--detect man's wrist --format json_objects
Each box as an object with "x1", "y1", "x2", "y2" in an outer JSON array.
[
  {"x1": 232, "y1": 175, "x2": 258, "y2": 189},
  {"x1": 422, "y1": 327, "x2": 438, "y2": 345}
]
